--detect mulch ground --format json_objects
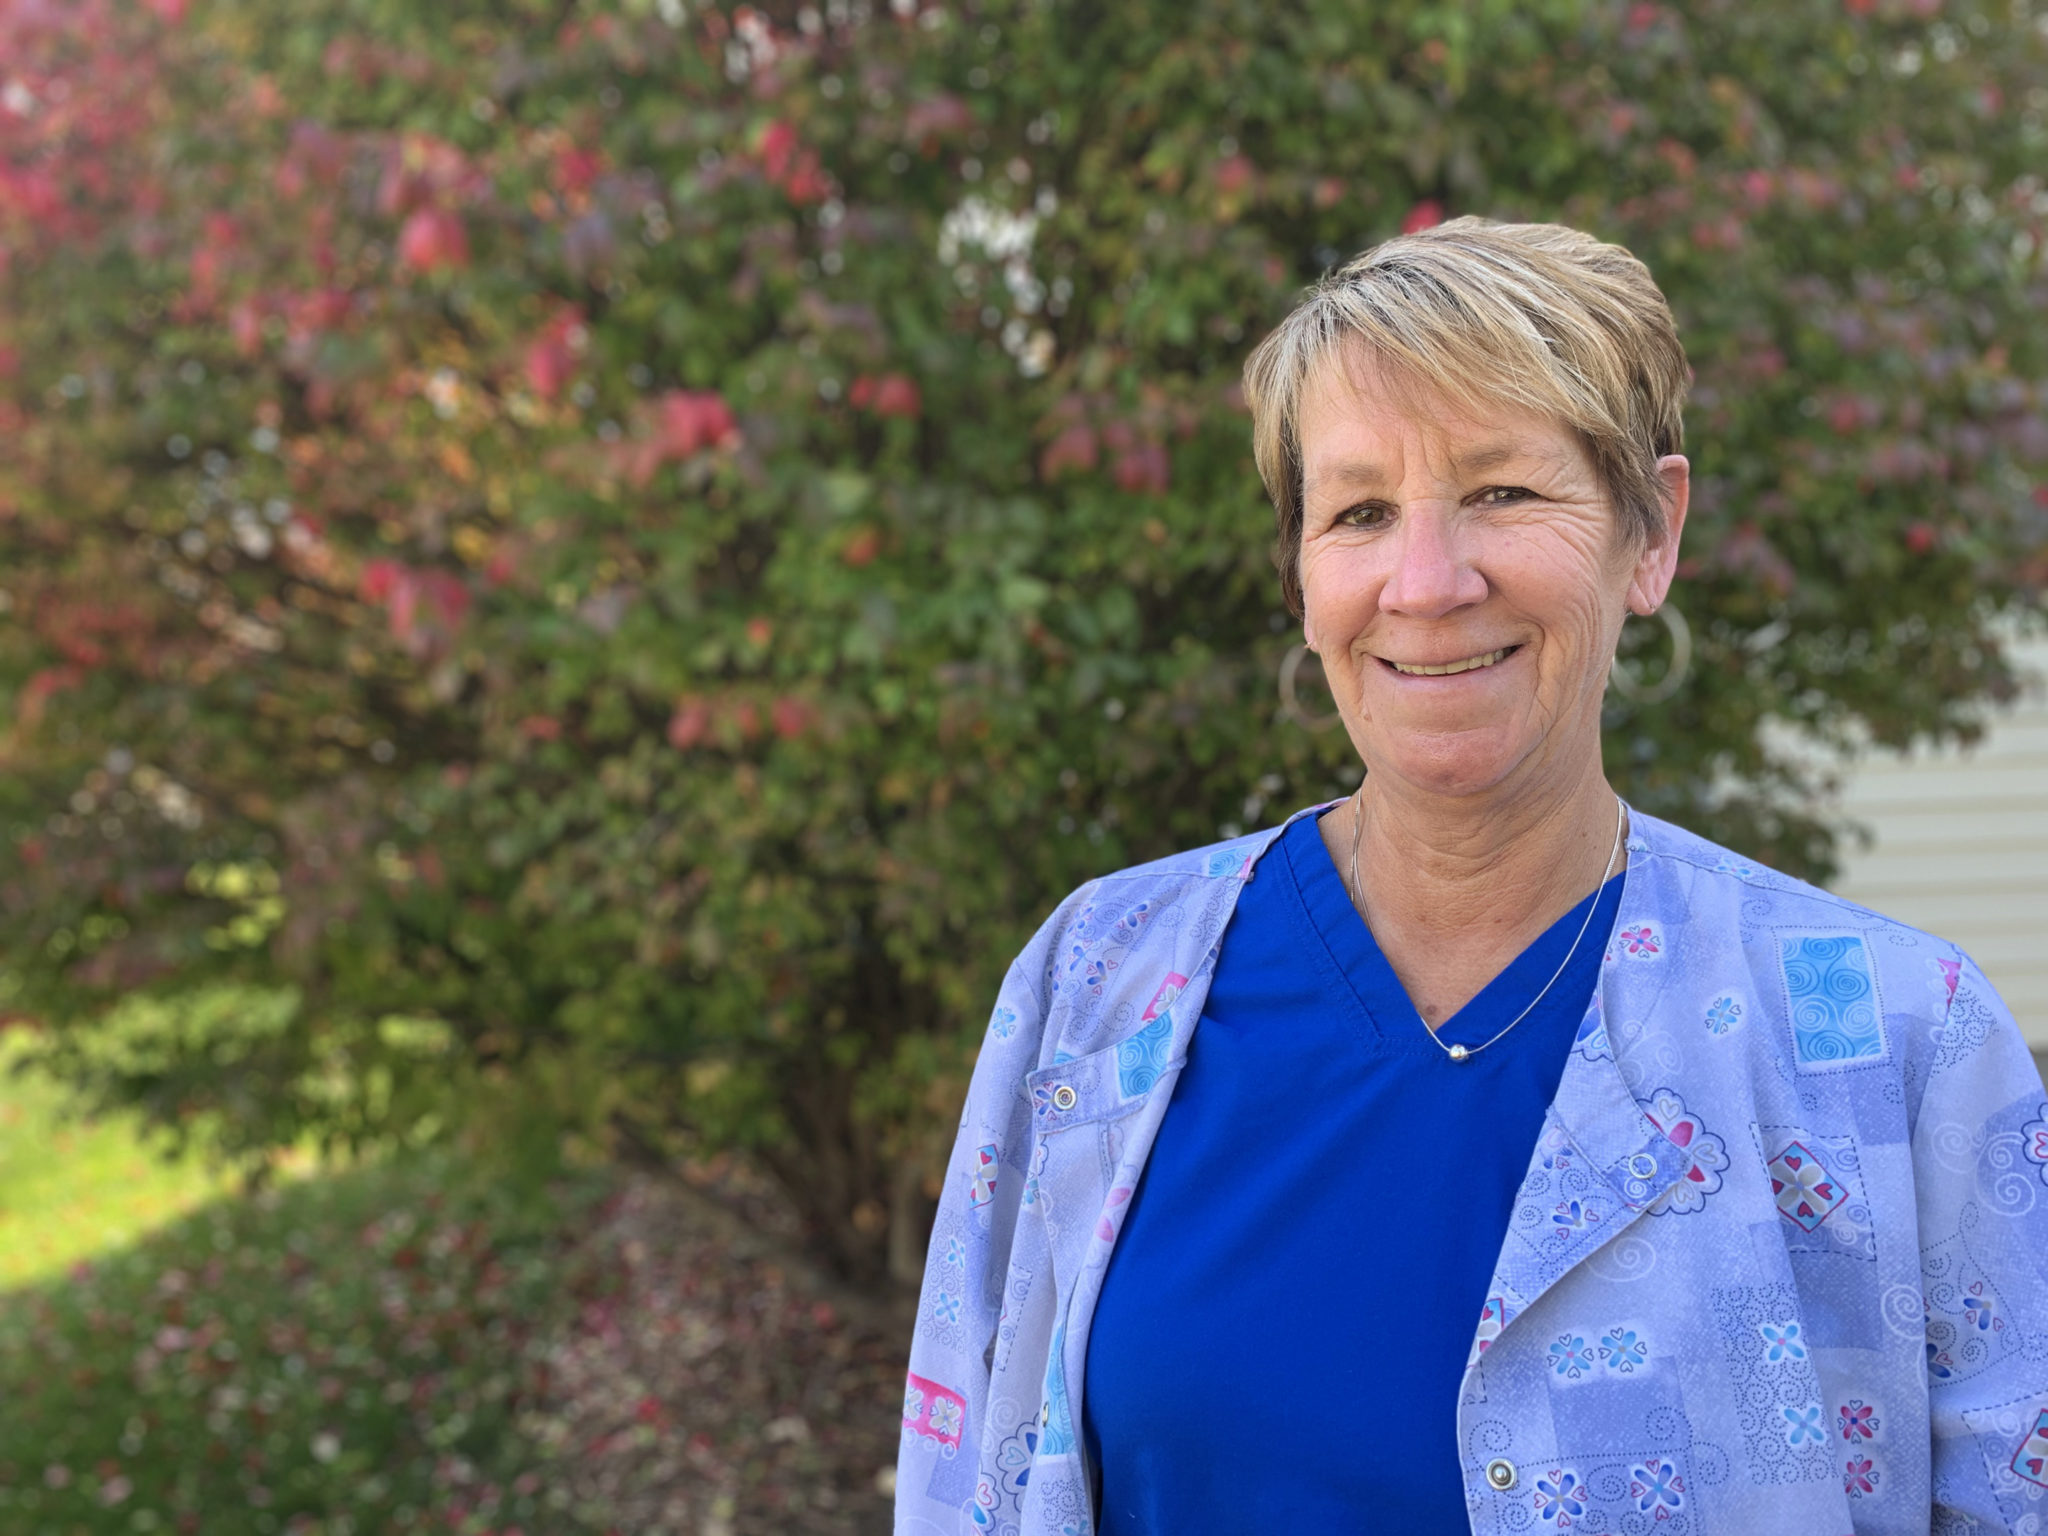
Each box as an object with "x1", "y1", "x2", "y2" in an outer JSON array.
[{"x1": 525, "y1": 1167, "x2": 912, "y2": 1536}]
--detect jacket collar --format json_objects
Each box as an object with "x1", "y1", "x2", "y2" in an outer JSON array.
[{"x1": 1476, "y1": 809, "x2": 1705, "y2": 1314}]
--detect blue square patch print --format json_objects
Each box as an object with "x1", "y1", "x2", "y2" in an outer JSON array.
[{"x1": 1778, "y1": 934, "x2": 1886, "y2": 1069}]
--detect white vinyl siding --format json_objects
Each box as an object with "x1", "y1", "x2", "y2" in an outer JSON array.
[{"x1": 1827, "y1": 634, "x2": 2048, "y2": 1056}]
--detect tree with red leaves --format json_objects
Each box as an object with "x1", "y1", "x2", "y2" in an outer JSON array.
[{"x1": 1, "y1": 0, "x2": 2044, "y2": 1288}]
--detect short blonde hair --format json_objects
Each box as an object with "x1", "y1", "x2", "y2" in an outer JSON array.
[{"x1": 1242, "y1": 217, "x2": 1689, "y2": 617}]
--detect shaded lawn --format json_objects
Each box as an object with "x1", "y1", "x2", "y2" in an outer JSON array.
[
  {"x1": 0, "y1": 1036, "x2": 235, "y2": 1289},
  {"x1": 0, "y1": 1152, "x2": 616, "y2": 1536},
  {"x1": 0, "y1": 1048, "x2": 904, "y2": 1535}
]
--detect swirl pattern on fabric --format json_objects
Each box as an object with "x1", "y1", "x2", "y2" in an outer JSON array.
[
  {"x1": 1115, "y1": 1011, "x2": 1173, "y2": 1100},
  {"x1": 1779, "y1": 934, "x2": 1886, "y2": 1069}
]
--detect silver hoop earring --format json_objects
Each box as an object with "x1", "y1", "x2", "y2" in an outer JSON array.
[
  {"x1": 1608, "y1": 603, "x2": 1692, "y2": 705},
  {"x1": 1279, "y1": 643, "x2": 1343, "y2": 731}
]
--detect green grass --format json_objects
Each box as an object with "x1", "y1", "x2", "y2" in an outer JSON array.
[
  {"x1": 0, "y1": 1035, "x2": 236, "y2": 1289},
  {"x1": 0, "y1": 1041, "x2": 613, "y2": 1535}
]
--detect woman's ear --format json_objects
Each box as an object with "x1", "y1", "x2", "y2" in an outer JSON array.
[{"x1": 1626, "y1": 454, "x2": 1691, "y2": 616}]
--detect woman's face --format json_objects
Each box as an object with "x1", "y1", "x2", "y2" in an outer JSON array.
[{"x1": 1295, "y1": 354, "x2": 1688, "y2": 804}]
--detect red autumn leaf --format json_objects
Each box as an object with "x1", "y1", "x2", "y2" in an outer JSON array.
[
  {"x1": 1214, "y1": 154, "x2": 1254, "y2": 196},
  {"x1": 360, "y1": 561, "x2": 469, "y2": 654},
  {"x1": 188, "y1": 214, "x2": 239, "y2": 306},
  {"x1": 229, "y1": 298, "x2": 265, "y2": 357},
  {"x1": 755, "y1": 120, "x2": 829, "y2": 203},
  {"x1": 1039, "y1": 424, "x2": 1098, "y2": 478},
  {"x1": 413, "y1": 846, "x2": 446, "y2": 888},
  {"x1": 397, "y1": 207, "x2": 469, "y2": 273},
  {"x1": 653, "y1": 390, "x2": 739, "y2": 459},
  {"x1": 387, "y1": 578, "x2": 420, "y2": 643},
  {"x1": 758, "y1": 121, "x2": 799, "y2": 182},
  {"x1": 359, "y1": 558, "x2": 403, "y2": 604},
  {"x1": 519, "y1": 716, "x2": 562, "y2": 740},
  {"x1": 287, "y1": 287, "x2": 353, "y2": 340},
  {"x1": 781, "y1": 151, "x2": 829, "y2": 204},
  {"x1": 849, "y1": 372, "x2": 921, "y2": 418},
  {"x1": 16, "y1": 665, "x2": 84, "y2": 729},
  {"x1": 1657, "y1": 139, "x2": 1698, "y2": 179},
  {"x1": 745, "y1": 616, "x2": 773, "y2": 647},
  {"x1": 666, "y1": 699, "x2": 711, "y2": 750},
  {"x1": 415, "y1": 570, "x2": 471, "y2": 632},
  {"x1": 553, "y1": 147, "x2": 604, "y2": 195},
  {"x1": 1112, "y1": 442, "x2": 1171, "y2": 496},
  {"x1": 903, "y1": 93, "x2": 974, "y2": 146},
  {"x1": 523, "y1": 310, "x2": 584, "y2": 400},
  {"x1": 1401, "y1": 199, "x2": 1445, "y2": 233},
  {"x1": 618, "y1": 390, "x2": 739, "y2": 484},
  {"x1": 1905, "y1": 522, "x2": 1937, "y2": 554},
  {"x1": 376, "y1": 133, "x2": 476, "y2": 217},
  {"x1": 771, "y1": 696, "x2": 814, "y2": 739},
  {"x1": 841, "y1": 527, "x2": 882, "y2": 567},
  {"x1": 0, "y1": 168, "x2": 62, "y2": 225}
]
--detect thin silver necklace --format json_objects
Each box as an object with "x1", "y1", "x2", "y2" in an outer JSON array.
[{"x1": 1346, "y1": 792, "x2": 1627, "y2": 1063}]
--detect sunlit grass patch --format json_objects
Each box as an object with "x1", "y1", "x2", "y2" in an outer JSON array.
[
  {"x1": 0, "y1": 1152, "x2": 610, "y2": 1536},
  {"x1": 0, "y1": 1034, "x2": 236, "y2": 1289}
]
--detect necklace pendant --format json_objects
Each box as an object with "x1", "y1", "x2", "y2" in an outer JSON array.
[{"x1": 1448, "y1": 1043, "x2": 1470, "y2": 1063}]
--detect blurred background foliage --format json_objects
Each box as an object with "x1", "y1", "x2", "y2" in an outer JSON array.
[{"x1": 2, "y1": 0, "x2": 2046, "y2": 1299}]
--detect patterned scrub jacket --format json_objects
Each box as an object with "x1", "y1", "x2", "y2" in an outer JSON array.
[{"x1": 895, "y1": 804, "x2": 2048, "y2": 1535}]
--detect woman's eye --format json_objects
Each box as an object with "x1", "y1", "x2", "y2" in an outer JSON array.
[
  {"x1": 1336, "y1": 502, "x2": 1390, "y2": 528},
  {"x1": 1478, "y1": 485, "x2": 1535, "y2": 506}
]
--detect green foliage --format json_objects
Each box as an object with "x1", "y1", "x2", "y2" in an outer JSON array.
[{"x1": 1, "y1": 0, "x2": 2044, "y2": 1284}]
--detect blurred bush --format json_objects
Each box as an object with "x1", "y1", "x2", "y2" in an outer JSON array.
[{"x1": 1, "y1": 0, "x2": 2044, "y2": 1288}]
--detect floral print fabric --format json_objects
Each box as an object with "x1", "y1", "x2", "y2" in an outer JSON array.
[{"x1": 897, "y1": 805, "x2": 2048, "y2": 1534}]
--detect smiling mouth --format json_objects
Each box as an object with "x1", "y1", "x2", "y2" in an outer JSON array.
[{"x1": 1380, "y1": 645, "x2": 1520, "y2": 677}]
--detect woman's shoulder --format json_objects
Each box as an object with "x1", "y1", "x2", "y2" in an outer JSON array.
[
  {"x1": 1627, "y1": 807, "x2": 1972, "y2": 1031},
  {"x1": 991, "y1": 813, "x2": 1315, "y2": 1043},
  {"x1": 1098, "y1": 806, "x2": 1326, "y2": 889},
  {"x1": 1632, "y1": 808, "x2": 1950, "y2": 932},
  {"x1": 1032, "y1": 809, "x2": 1319, "y2": 940}
]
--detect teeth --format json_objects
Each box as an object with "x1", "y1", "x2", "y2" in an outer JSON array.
[{"x1": 1388, "y1": 647, "x2": 1513, "y2": 677}]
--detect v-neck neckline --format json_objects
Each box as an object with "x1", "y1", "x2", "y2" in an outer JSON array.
[{"x1": 1278, "y1": 809, "x2": 1628, "y2": 1055}]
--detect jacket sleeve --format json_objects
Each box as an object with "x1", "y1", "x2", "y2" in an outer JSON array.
[
  {"x1": 1912, "y1": 950, "x2": 2048, "y2": 1531},
  {"x1": 895, "y1": 893, "x2": 1078, "y2": 1534}
]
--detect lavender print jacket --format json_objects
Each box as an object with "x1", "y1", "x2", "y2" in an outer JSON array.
[{"x1": 895, "y1": 804, "x2": 2048, "y2": 1535}]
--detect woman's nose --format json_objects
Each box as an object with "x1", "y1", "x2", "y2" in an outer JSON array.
[{"x1": 1378, "y1": 510, "x2": 1486, "y2": 618}]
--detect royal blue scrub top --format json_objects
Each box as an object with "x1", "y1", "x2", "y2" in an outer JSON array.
[{"x1": 1083, "y1": 808, "x2": 1626, "y2": 1533}]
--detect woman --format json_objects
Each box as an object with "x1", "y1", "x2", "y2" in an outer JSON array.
[{"x1": 896, "y1": 219, "x2": 2047, "y2": 1535}]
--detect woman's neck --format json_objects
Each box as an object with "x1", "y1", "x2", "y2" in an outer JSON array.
[{"x1": 1322, "y1": 768, "x2": 1627, "y2": 1027}]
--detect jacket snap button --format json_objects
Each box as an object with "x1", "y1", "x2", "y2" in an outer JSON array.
[
  {"x1": 1629, "y1": 1152, "x2": 1658, "y2": 1178},
  {"x1": 1051, "y1": 1084, "x2": 1078, "y2": 1111},
  {"x1": 1485, "y1": 1458, "x2": 1517, "y2": 1492}
]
